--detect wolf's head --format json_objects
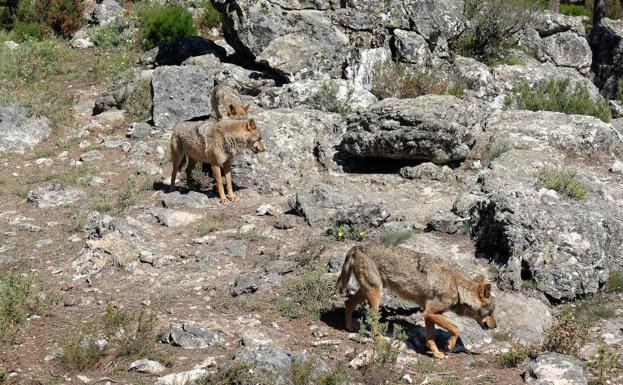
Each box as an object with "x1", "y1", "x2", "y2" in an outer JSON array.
[
  {"x1": 243, "y1": 118, "x2": 265, "y2": 154},
  {"x1": 455, "y1": 275, "x2": 497, "y2": 330},
  {"x1": 228, "y1": 103, "x2": 250, "y2": 118}
]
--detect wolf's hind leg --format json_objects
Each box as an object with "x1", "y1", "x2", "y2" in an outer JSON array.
[{"x1": 344, "y1": 288, "x2": 366, "y2": 332}]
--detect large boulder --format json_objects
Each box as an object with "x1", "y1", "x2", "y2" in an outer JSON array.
[
  {"x1": 0, "y1": 106, "x2": 52, "y2": 154},
  {"x1": 456, "y1": 146, "x2": 623, "y2": 301},
  {"x1": 341, "y1": 96, "x2": 490, "y2": 164},
  {"x1": 494, "y1": 292, "x2": 552, "y2": 345},
  {"x1": 89, "y1": 0, "x2": 123, "y2": 25},
  {"x1": 213, "y1": 0, "x2": 348, "y2": 81},
  {"x1": 525, "y1": 353, "x2": 588, "y2": 385},
  {"x1": 151, "y1": 65, "x2": 213, "y2": 129},
  {"x1": 521, "y1": 12, "x2": 592, "y2": 74}
]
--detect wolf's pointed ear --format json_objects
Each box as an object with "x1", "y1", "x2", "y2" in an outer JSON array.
[
  {"x1": 475, "y1": 275, "x2": 485, "y2": 285},
  {"x1": 228, "y1": 104, "x2": 236, "y2": 116},
  {"x1": 245, "y1": 118, "x2": 256, "y2": 131},
  {"x1": 243, "y1": 104, "x2": 250, "y2": 112},
  {"x1": 481, "y1": 283, "x2": 492, "y2": 299}
]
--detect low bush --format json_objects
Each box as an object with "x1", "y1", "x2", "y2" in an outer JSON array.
[
  {"x1": 124, "y1": 79, "x2": 152, "y2": 122},
  {"x1": 606, "y1": 270, "x2": 623, "y2": 293},
  {"x1": 379, "y1": 230, "x2": 413, "y2": 246},
  {"x1": 543, "y1": 309, "x2": 589, "y2": 356},
  {"x1": 506, "y1": 78, "x2": 611, "y2": 122},
  {"x1": 32, "y1": 0, "x2": 83, "y2": 37},
  {"x1": 137, "y1": 4, "x2": 196, "y2": 49},
  {"x1": 89, "y1": 22, "x2": 125, "y2": 48},
  {"x1": 371, "y1": 59, "x2": 463, "y2": 99},
  {"x1": 278, "y1": 264, "x2": 334, "y2": 320},
  {"x1": 586, "y1": 0, "x2": 623, "y2": 20},
  {"x1": 536, "y1": 166, "x2": 588, "y2": 200},
  {"x1": 11, "y1": 22, "x2": 50, "y2": 41},
  {"x1": 560, "y1": 3, "x2": 590, "y2": 17}
]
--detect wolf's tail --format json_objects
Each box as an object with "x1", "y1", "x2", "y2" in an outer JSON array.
[{"x1": 336, "y1": 246, "x2": 359, "y2": 293}]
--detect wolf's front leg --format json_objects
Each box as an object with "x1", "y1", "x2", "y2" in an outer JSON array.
[
  {"x1": 223, "y1": 161, "x2": 239, "y2": 202},
  {"x1": 212, "y1": 164, "x2": 228, "y2": 204}
]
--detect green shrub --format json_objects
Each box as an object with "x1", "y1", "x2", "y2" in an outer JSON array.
[
  {"x1": 330, "y1": 224, "x2": 366, "y2": 242},
  {"x1": 379, "y1": 230, "x2": 413, "y2": 246},
  {"x1": 137, "y1": 4, "x2": 196, "y2": 49},
  {"x1": 11, "y1": 22, "x2": 50, "y2": 41},
  {"x1": 89, "y1": 22, "x2": 125, "y2": 48},
  {"x1": 124, "y1": 79, "x2": 153, "y2": 122},
  {"x1": 543, "y1": 309, "x2": 589, "y2": 357},
  {"x1": 0, "y1": 270, "x2": 35, "y2": 337},
  {"x1": 371, "y1": 59, "x2": 463, "y2": 99},
  {"x1": 32, "y1": 0, "x2": 83, "y2": 37},
  {"x1": 588, "y1": 346, "x2": 622, "y2": 385},
  {"x1": 536, "y1": 166, "x2": 588, "y2": 200},
  {"x1": 278, "y1": 264, "x2": 334, "y2": 320},
  {"x1": 199, "y1": 362, "x2": 276, "y2": 385},
  {"x1": 506, "y1": 78, "x2": 611, "y2": 122},
  {"x1": 560, "y1": 4, "x2": 589, "y2": 16},
  {"x1": 495, "y1": 344, "x2": 539, "y2": 368},
  {"x1": 586, "y1": 0, "x2": 623, "y2": 20},
  {"x1": 198, "y1": 0, "x2": 220, "y2": 30},
  {"x1": 454, "y1": 0, "x2": 538, "y2": 63}
]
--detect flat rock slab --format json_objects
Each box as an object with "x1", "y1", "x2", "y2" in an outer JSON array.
[
  {"x1": 150, "y1": 208, "x2": 203, "y2": 227},
  {"x1": 0, "y1": 105, "x2": 51, "y2": 154},
  {"x1": 161, "y1": 191, "x2": 212, "y2": 209},
  {"x1": 162, "y1": 322, "x2": 221, "y2": 349},
  {"x1": 27, "y1": 184, "x2": 87, "y2": 208},
  {"x1": 128, "y1": 359, "x2": 166, "y2": 374},
  {"x1": 155, "y1": 369, "x2": 207, "y2": 385},
  {"x1": 525, "y1": 353, "x2": 587, "y2": 385}
]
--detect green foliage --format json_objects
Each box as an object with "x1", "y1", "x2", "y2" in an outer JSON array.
[
  {"x1": 278, "y1": 264, "x2": 334, "y2": 320},
  {"x1": 507, "y1": 78, "x2": 611, "y2": 122},
  {"x1": 315, "y1": 80, "x2": 353, "y2": 116},
  {"x1": 196, "y1": 213, "x2": 222, "y2": 235},
  {"x1": 588, "y1": 346, "x2": 622, "y2": 385},
  {"x1": 0, "y1": 368, "x2": 6, "y2": 383},
  {"x1": 495, "y1": 344, "x2": 538, "y2": 368},
  {"x1": 371, "y1": 59, "x2": 463, "y2": 99},
  {"x1": 0, "y1": 270, "x2": 38, "y2": 338},
  {"x1": 289, "y1": 359, "x2": 315, "y2": 385},
  {"x1": 560, "y1": 4, "x2": 589, "y2": 16},
  {"x1": 454, "y1": 0, "x2": 538, "y2": 62},
  {"x1": 586, "y1": 0, "x2": 623, "y2": 20},
  {"x1": 316, "y1": 364, "x2": 351, "y2": 385},
  {"x1": 60, "y1": 336, "x2": 105, "y2": 371},
  {"x1": 124, "y1": 79, "x2": 153, "y2": 122},
  {"x1": 543, "y1": 309, "x2": 589, "y2": 357},
  {"x1": 198, "y1": 0, "x2": 221, "y2": 30},
  {"x1": 32, "y1": 0, "x2": 83, "y2": 37},
  {"x1": 239, "y1": 294, "x2": 262, "y2": 312},
  {"x1": 536, "y1": 166, "x2": 588, "y2": 200},
  {"x1": 486, "y1": 54, "x2": 524, "y2": 67},
  {"x1": 379, "y1": 230, "x2": 413, "y2": 246},
  {"x1": 571, "y1": 297, "x2": 616, "y2": 323},
  {"x1": 137, "y1": 4, "x2": 196, "y2": 49},
  {"x1": 11, "y1": 22, "x2": 50, "y2": 41},
  {"x1": 294, "y1": 237, "x2": 326, "y2": 266},
  {"x1": 606, "y1": 270, "x2": 623, "y2": 293},
  {"x1": 89, "y1": 22, "x2": 126, "y2": 48}
]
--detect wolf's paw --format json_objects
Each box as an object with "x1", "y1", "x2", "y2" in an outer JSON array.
[
  {"x1": 219, "y1": 197, "x2": 229, "y2": 205},
  {"x1": 447, "y1": 341, "x2": 457, "y2": 352},
  {"x1": 432, "y1": 351, "x2": 446, "y2": 359},
  {"x1": 227, "y1": 193, "x2": 239, "y2": 202}
]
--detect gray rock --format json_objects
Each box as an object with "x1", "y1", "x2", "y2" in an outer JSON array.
[
  {"x1": 94, "y1": 82, "x2": 136, "y2": 114},
  {"x1": 333, "y1": 202, "x2": 391, "y2": 229},
  {"x1": 495, "y1": 292, "x2": 552, "y2": 345},
  {"x1": 214, "y1": 1, "x2": 348, "y2": 80},
  {"x1": 0, "y1": 106, "x2": 52, "y2": 154},
  {"x1": 231, "y1": 272, "x2": 260, "y2": 296},
  {"x1": 80, "y1": 150, "x2": 103, "y2": 162},
  {"x1": 460, "y1": 147, "x2": 623, "y2": 300},
  {"x1": 155, "y1": 369, "x2": 207, "y2": 385},
  {"x1": 161, "y1": 191, "x2": 212, "y2": 209},
  {"x1": 90, "y1": 0, "x2": 122, "y2": 25},
  {"x1": 126, "y1": 122, "x2": 154, "y2": 139},
  {"x1": 274, "y1": 215, "x2": 297, "y2": 230},
  {"x1": 428, "y1": 213, "x2": 466, "y2": 235},
  {"x1": 150, "y1": 208, "x2": 203, "y2": 228},
  {"x1": 345, "y1": 48, "x2": 392, "y2": 91},
  {"x1": 162, "y1": 322, "x2": 221, "y2": 348},
  {"x1": 399, "y1": 162, "x2": 455, "y2": 181},
  {"x1": 591, "y1": 18, "x2": 623, "y2": 98},
  {"x1": 128, "y1": 359, "x2": 166, "y2": 374},
  {"x1": 152, "y1": 65, "x2": 213, "y2": 129},
  {"x1": 27, "y1": 184, "x2": 87, "y2": 208},
  {"x1": 4, "y1": 40, "x2": 18, "y2": 49},
  {"x1": 264, "y1": 260, "x2": 297, "y2": 275},
  {"x1": 610, "y1": 160, "x2": 623, "y2": 174},
  {"x1": 234, "y1": 341, "x2": 315, "y2": 374},
  {"x1": 525, "y1": 353, "x2": 587, "y2": 385},
  {"x1": 197, "y1": 241, "x2": 247, "y2": 264},
  {"x1": 393, "y1": 29, "x2": 435, "y2": 66},
  {"x1": 289, "y1": 184, "x2": 354, "y2": 226},
  {"x1": 327, "y1": 253, "x2": 344, "y2": 273},
  {"x1": 341, "y1": 96, "x2": 489, "y2": 164},
  {"x1": 93, "y1": 109, "x2": 125, "y2": 126}
]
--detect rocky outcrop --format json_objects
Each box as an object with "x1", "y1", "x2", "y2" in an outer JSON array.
[
  {"x1": 341, "y1": 96, "x2": 490, "y2": 164},
  {"x1": 0, "y1": 106, "x2": 52, "y2": 154},
  {"x1": 525, "y1": 353, "x2": 588, "y2": 385},
  {"x1": 151, "y1": 65, "x2": 213, "y2": 129},
  {"x1": 590, "y1": 18, "x2": 623, "y2": 99},
  {"x1": 89, "y1": 0, "x2": 123, "y2": 25}
]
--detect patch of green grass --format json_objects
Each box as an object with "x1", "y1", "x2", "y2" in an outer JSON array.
[
  {"x1": 317, "y1": 363, "x2": 351, "y2": 385},
  {"x1": 278, "y1": 264, "x2": 334, "y2": 320},
  {"x1": 294, "y1": 237, "x2": 327, "y2": 266},
  {"x1": 379, "y1": 229, "x2": 413, "y2": 246},
  {"x1": 0, "y1": 270, "x2": 35, "y2": 338},
  {"x1": 570, "y1": 297, "x2": 616, "y2": 323},
  {"x1": 606, "y1": 270, "x2": 623, "y2": 293},
  {"x1": 199, "y1": 362, "x2": 276, "y2": 385},
  {"x1": 89, "y1": 23, "x2": 127, "y2": 49},
  {"x1": 196, "y1": 213, "x2": 222, "y2": 235},
  {"x1": 536, "y1": 166, "x2": 588, "y2": 200},
  {"x1": 495, "y1": 345, "x2": 532, "y2": 368},
  {"x1": 197, "y1": 0, "x2": 221, "y2": 31},
  {"x1": 561, "y1": 3, "x2": 589, "y2": 16},
  {"x1": 486, "y1": 54, "x2": 524, "y2": 67},
  {"x1": 60, "y1": 336, "x2": 105, "y2": 371},
  {"x1": 588, "y1": 346, "x2": 622, "y2": 385},
  {"x1": 136, "y1": 3, "x2": 196, "y2": 50},
  {"x1": 506, "y1": 78, "x2": 611, "y2": 123},
  {"x1": 289, "y1": 359, "x2": 315, "y2": 385},
  {"x1": 239, "y1": 294, "x2": 262, "y2": 312}
]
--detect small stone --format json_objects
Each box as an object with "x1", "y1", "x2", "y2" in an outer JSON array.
[
  {"x1": 609, "y1": 160, "x2": 623, "y2": 174},
  {"x1": 274, "y1": 215, "x2": 297, "y2": 230},
  {"x1": 128, "y1": 359, "x2": 166, "y2": 374},
  {"x1": 4, "y1": 40, "x2": 19, "y2": 49},
  {"x1": 34, "y1": 158, "x2": 52, "y2": 166},
  {"x1": 155, "y1": 369, "x2": 207, "y2": 385},
  {"x1": 162, "y1": 322, "x2": 221, "y2": 348},
  {"x1": 256, "y1": 204, "x2": 273, "y2": 215},
  {"x1": 151, "y1": 208, "x2": 202, "y2": 227},
  {"x1": 80, "y1": 150, "x2": 103, "y2": 162},
  {"x1": 402, "y1": 374, "x2": 413, "y2": 384},
  {"x1": 239, "y1": 224, "x2": 255, "y2": 234},
  {"x1": 231, "y1": 272, "x2": 260, "y2": 296},
  {"x1": 93, "y1": 110, "x2": 125, "y2": 126}
]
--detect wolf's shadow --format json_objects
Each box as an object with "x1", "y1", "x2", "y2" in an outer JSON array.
[{"x1": 321, "y1": 307, "x2": 471, "y2": 357}]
